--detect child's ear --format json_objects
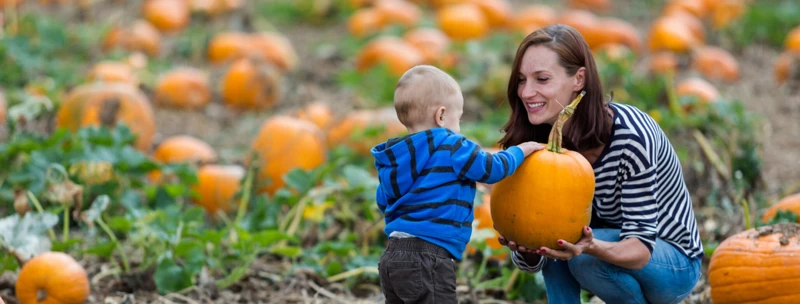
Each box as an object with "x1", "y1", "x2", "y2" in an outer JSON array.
[{"x1": 435, "y1": 106, "x2": 446, "y2": 127}]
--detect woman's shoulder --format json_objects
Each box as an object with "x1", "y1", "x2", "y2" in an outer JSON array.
[{"x1": 607, "y1": 102, "x2": 661, "y2": 131}]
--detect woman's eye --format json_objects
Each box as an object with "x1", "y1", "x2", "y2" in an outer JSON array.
[
  {"x1": 518, "y1": 78, "x2": 526, "y2": 83},
  {"x1": 537, "y1": 78, "x2": 549, "y2": 82}
]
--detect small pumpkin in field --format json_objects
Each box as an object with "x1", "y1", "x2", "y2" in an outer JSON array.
[
  {"x1": 436, "y1": 3, "x2": 489, "y2": 41},
  {"x1": 221, "y1": 58, "x2": 282, "y2": 110},
  {"x1": 88, "y1": 61, "x2": 138, "y2": 85},
  {"x1": 566, "y1": 0, "x2": 609, "y2": 12},
  {"x1": 691, "y1": 46, "x2": 739, "y2": 82},
  {"x1": 189, "y1": 0, "x2": 243, "y2": 16},
  {"x1": 150, "y1": 135, "x2": 216, "y2": 182},
  {"x1": 775, "y1": 52, "x2": 800, "y2": 85},
  {"x1": 16, "y1": 252, "x2": 90, "y2": 304},
  {"x1": 56, "y1": 83, "x2": 156, "y2": 151},
  {"x1": 708, "y1": 223, "x2": 800, "y2": 303},
  {"x1": 648, "y1": 52, "x2": 679, "y2": 76},
  {"x1": 647, "y1": 16, "x2": 697, "y2": 53},
  {"x1": 663, "y1": 9, "x2": 705, "y2": 43},
  {"x1": 103, "y1": 20, "x2": 162, "y2": 56},
  {"x1": 490, "y1": 92, "x2": 594, "y2": 250},
  {"x1": 348, "y1": 8, "x2": 385, "y2": 37},
  {"x1": 143, "y1": 0, "x2": 190, "y2": 32},
  {"x1": 510, "y1": 5, "x2": 557, "y2": 34},
  {"x1": 467, "y1": 192, "x2": 508, "y2": 261},
  {"x1": 355, "y1": 36, "x2": 424, "y2": 77},
  {"x1": 557, "y1": 10, "x2": 600, "y2": 48},
  {"x1": 327, "y1": 107, "x2": 406, "y2": 155},
  {"x1": 469, "y1": 0, "x2": 511, "y2": 28},
  {"x1": 709, "y1": 0, "x2": 747, "y2": 30},
  {"x1": 207, "y1": 32, "x2": 250, "y2": 64},
  {"x1": 250, "y1": 116, "x2": 327, "y2": 194},
  {"x1": 786, "y1": 26, "x2": 800, "y2": 53},
  {"x1": 193, "y1": 164, "x2": 245, "y2": 214},
  {"x1": 375, "y1": 0, "x2": 421, "y2": 28},
  {"x1": 154, "y1": 67, "x2": 211, "y2": 109},
  {"x1": 761, "y1": 193, "x2": 800, "y2": 224},
  {"x1": 593, "y1": 17, "x2": 641, "y2": 52},
  {"x1": 676, "y1": 77, "x2": 720, "y2": 106},
  {"x1": 295, "y1": 101, "x2": 334, "y2": 130},
  {"x1": 664, "y1": 0, "x2": 707, "y2": 18},
  {"x1": 249, "y1": 32, "x2": 299, "y2": 73},
  {"x1": 403, "y1": 28, "x2": 451, "y2": 65}
]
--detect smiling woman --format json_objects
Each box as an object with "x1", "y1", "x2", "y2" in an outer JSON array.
[{"x1": 496, "y1": 24, "x2": 704, "y2": 304}]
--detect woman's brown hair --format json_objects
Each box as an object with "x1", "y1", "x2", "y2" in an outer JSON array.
[{"x1": 498, "y1": 24, "x2": 611, "y2": 152}]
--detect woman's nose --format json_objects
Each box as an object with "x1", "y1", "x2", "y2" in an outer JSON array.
[{"x1": 520, "y1": 83, "x2": 538, "y2": 99}]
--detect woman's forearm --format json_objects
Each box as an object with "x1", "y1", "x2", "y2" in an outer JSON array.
[{"x1": 585, "y1": 237, "x2": 651, "y2": 270}]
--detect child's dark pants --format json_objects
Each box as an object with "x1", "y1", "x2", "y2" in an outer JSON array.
[{"x1": 378, "y1": 237, "x2": 458, "y2": 304}]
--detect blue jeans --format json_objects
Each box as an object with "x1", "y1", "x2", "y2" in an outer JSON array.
[{"x1": 542, "y1": 229, "x2": 701, "y2": 304}]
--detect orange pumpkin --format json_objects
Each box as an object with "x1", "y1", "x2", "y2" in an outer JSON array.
[
  {"x1": 557, "y1": 10, "x2": 600, "y2": 48},
  {"x1": 436, "y1": 3, "x2": 489, "y2": 41},
  {"x1": 593, "y1": 18, "x2": 641, "y2": 52},
  {"x1": 190, "y1": 0, "x2": 243, "y2": 16},
  {"x1": 649, "y1": 52, "x2": 678, "y2": 75},
  {"x1": 567, "y1": 0, "x2": 610, "y2": 12},
  {"x1": 348, "y1": 8, "x2": 386, "y2": 38},
  {"x1": 787, "y1": 26, "x2": 800, "y2": 53},
  {"x1": 154, "y1": 67, "x2": 211, "y2": 109},
  {"x1": 709, "y1": 0, "x2": 747, "y2": 30},
  {"x1": 143, "y1": 0, "x2": 190, "y2": 32},
  {"x1": 249, "y1": 116, "x2": 327, "y2": 194},
  {"x1": 0, "y1": 0, "x2": 21, "y2": 7},
  {"x1": 510, "y1": 5, "x2": 557, "y2": 34},
  {"x1": 676, "y1": 77, "x2": 720, "y2": 105},
  {"x1": 708, "y1": 223, "x2": 800, "y2": 303},
  {"x1": 193, "y1": 164, "x2": 244, "y2": 214},
  {"x1": 664, "y1": 0, "x2": 707, "y2": 18},
  {"x1": 152, "y1": 135, "x2": 217, "y2": 164},
  {"x1": 207, "y1": 32, "x2": 250, "y2": 64},
  {"x1": 490, "y1": 92, "x2": 594, "y2": 250},
  {"x1": 647, "y1": 16, "x2": 698, "y2": 53},
  {"x1": 761, "y1": 193, "x2": 800, "y2": 224},
  {"x1": 88, "y1": 61, "x2": 138, "y2": 85},
  {"x1": 662, "y1": 9, "x2": 705, "y2": 44},
  {"x1": 56, "y1": 83, "x2": 156, "y2": 151},
  {"x1": 221, "y1": 58, "x2": 282, "y2": 110},
  {"x1": 326, "y1": 107, "x2": 407, "y2": 155},
  {"x1": 355, "y1": 36, "x2": 424, "y2": 77},
  {"x1": 249, "y1": 32, "x2": 299, "y2": 72},
  {"x1": 775, "y1": 52, "x2": 799, "y2": 85},
  {"x1": 468, "y1": 0, "x2": 511, "y2": 28},
  {"x1": 467, "y1": 192, "x2": 508, "y2": 260},
  {"x1": 691, "y1": 46, "x2": 739, "y2": 82},
  {"x1": 295, "y1": 101, "x2": 334, "y2": 130},
  {"x1": 103, "y1": 20, "x2": 162, "y2": 57},
  {"x1": 375, "y1": 0, "x2": 421, "y2": 28},
  {"x1": 403, "y1": 28, "x2": 451, "y2": 65},
  {"x1": 15, "y1": 252, "x2": 90, "y2": 304}
]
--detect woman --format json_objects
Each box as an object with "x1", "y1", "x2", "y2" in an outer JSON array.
[{"x1": 496, "y1": 24, "x2": 704, "y2": 304}]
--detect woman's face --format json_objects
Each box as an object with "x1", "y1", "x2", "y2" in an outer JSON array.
[{"x1": 517, "y1": 45, "x2": 585, "y2": 126}]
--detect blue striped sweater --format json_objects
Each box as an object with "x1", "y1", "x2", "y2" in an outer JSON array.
[
  {"x1": 372, "y1": 128, "x2": 526, "y2": 260},
  {"x1": 512, "y1": 103, "x2": 704, "y2": 273}
]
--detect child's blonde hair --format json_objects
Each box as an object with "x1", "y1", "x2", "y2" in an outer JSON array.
[{"x1": 394, "y1": 65, "x2": 461, "y2": 127}]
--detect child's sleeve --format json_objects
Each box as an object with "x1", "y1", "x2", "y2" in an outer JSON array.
[
  {"x1": 450, "y1": 137, "x2": 526, "y2": 184},
  {"x1": 375, "y1": 186, "x2": 388, "y2": 214}
]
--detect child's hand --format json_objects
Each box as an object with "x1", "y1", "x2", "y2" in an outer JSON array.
[{"x1": 518, "y1": 142, "x2": 545, "y2": 156}]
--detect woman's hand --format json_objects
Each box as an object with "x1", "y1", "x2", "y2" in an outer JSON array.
[
  {"x1": 497, "y1": 235, "x2": 539, "y2": 254},
  {"x1": 537, "y1": 226, "x2": 595, "y2": 261}
]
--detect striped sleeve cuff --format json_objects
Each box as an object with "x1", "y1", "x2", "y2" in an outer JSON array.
[{"x1": 511, "y1": 251, "x2": 546, "y2": 273}]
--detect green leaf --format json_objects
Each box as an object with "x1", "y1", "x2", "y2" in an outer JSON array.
[
  {"x1": 83, "y1": 241, "x2": 116, "y2": 258},
  {"x1": 253, "y1": 230, "x2": 295, "y2": 247},
  {"x1": 107, "y1": 216, "x2": 133, "y2": 233},
  {"x1": 83, "y1": 195, "x2": 110, "y2": 223},
  {"x1": 154, "y1": 256, "x2": 195, "y2": 294},
  {"x1": 0, "y1": 212, "x2": 59, "y2": 260},
  {"x1": 325, "y1": 261, "x2": 343, "y2": 277},
  {"x1": 270, "y1": 245, "x2": 303, "y2": 258},
  {"x1": 284, "y1": 169, "x2": 315, "y2": 193}
]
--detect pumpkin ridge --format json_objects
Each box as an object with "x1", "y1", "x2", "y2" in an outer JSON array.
[{"x1": 710, "y1": 279, "x2": 800, "y2": 297}]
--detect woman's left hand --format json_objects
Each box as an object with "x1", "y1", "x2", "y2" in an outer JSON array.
[{"x1": 537, "y1": 226, "x2": 595, "y2": 261}]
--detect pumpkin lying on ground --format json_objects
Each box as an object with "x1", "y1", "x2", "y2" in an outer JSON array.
[
  {"x1": 708, "y1": 223, "x2": 800, "y2": 303},
  {"x1": 355, "y1": 36, "x2": 424, "y2": 77},
  {"x1": 691, "y1": 46, "x2": 739, "y2": 82},
  {"x1": 295, "y1": 101, "x2": 334, "y2": 131},
  {"x1": 649, "y1": 52, "x2": 678, "y2": 75},
  {"x1": 250, "y1": 116, "x2": 327, "y2": 195},
  {"x1": 467, "y1": 192, "x2": 508, "y2": 261},
  {"x1": 16, "y1": 251, "x2": 90, "y2": 304},
  {"x1": 326, "y1": 107, "x2": 406, "y2": 155},
  {"x1": 510, "y1": 5, "x2": 557, "y2": 35},
  {"x1": 490, "y1": 92, "x2": 594, "y2": 250},
  {"x1": 761, "y1": 193, "x2": 800, "y2": 224},
  {"x1": 193, "y1": 164, "x2": 245, "y2": 214},
  {"x1": 56, "y1": 82, "x2": 156, "y2": 151},
  {"x1": 436, "y1": 3, "x2": 489, "y2": 41},
  {"x1": 775, "y1": 52, "x2": 800, "y2": 85},
  {"x1": 207, "y1": 32, "x2": 250, "y2": 64},
  {"x1": 103, "y1": 19, "x2": 162, "y2": 57},
  {"x1": 676, "y1": 77, "x2": 721, "y2": 109},
  {"x1": 403, "y1": 28, "x2": 451, "y2": 66},
  {"x1": 87, "y1": 61, "x2": 139, "y2": 85},
  {"x1": 221, "y1": 58, "x2": 282, "y2": 110},
  {"x1": 143, "y1": 0, "x2": 190, "y2": 32},
  {"x1": 348, "y1": 8, "x2": 385, "y2": 37},
  {"x1": 647, "y1": 16, "x2": 697, "y2": 53},
  {"x1": 207, "y1": 31, "x2": 298, "y2": 72},
  {"x1": 149, "y1": 135, "x2": 217, "y2": 183},
  {"x1": 154, "y1": 67, "x2": 211, "y2": 109}
]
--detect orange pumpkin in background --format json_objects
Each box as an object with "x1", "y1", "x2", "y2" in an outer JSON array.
[
  {"x1": 326, "y1": 107, "x2": 406, "y2": 155},
  {"x1": 152, "y1": 135, "x2": 217, "y2": 164},
  {"x1": 221, "y1": 58, "x2": 282, "y2": 110},
  {"x1": 647, "y1": 16, "x2": 697, "y2": 53},
  {"x1": 510, "y1": 5, "x2": 557, "y2": 34},
  {"x1": 192, "y1": 164, "x2": 245, "y2": 214},
  {"x1": 708, "y1": 223, "x2": 800, "y2": 303},
  {"x1": 403, "y1": 28, "x2": 451, "y2": 65},
  {"x1": 436, "y1": 3, "x2": 489, "y2": 41},
  {"x1": 676, "y1": 77, "x2": 721, "y2": 106},
  {"x1": 469, "y1": 0, "x2": 511, "y2": 28},
  {"x1": 249, "y1": 32, "x2": 299, "y2": 73},
  {"x1": 15, "y1": 252, "x2": 90, "y2": 304},
  {"x1": 761, "y1": 193, "x2": 800, "y2": 224},
  {"x1": 56, "y1": 83, "x2": 156, "y2": 151},
  {"x1": 649, "y1": 52, "x2": 679, "y2": 75},
  {"x1": 103, "y1": 20, "x2": 162, "y2": 57},
  {"x1": 207, "y1": 32, "x2": 250, "y2": 64},
  {"x1": 691, "y1": 46, "x2": 740, "y2": 82},
  {"x1": 143, "y1": 0, "x2": 190, "y2": 32},
  {"x1": 87, "y1": 61, "x2": 138, "y2": 85},
  {"x1": 355, "y1": 36, "x2": 424, "y2": 77},
  {"x1": 348, "y1": 8, "x2": 385, "y2": 37},
  {"x1": 295, "y1": 101, "x2": 334, "y2": 131},
  {"x1": 250, "y1": 116, "x2": 327, "y2": 194},
  {"x1": 154, "y1": 67, "x2": 211, "y2": 109},
  {"x1": 775, "y1": 52, "x2": 799, "y2": 85},
  {"x1": 375, "y1": 0, "x2": 422, "y2": 28}
]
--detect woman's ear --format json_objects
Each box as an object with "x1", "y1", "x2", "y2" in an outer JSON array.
[
  {"x1": 435, "y1": 106, "x2": 446, "y2": 127},
  {"x1": 573, "y1": 67, "x2": 586, "y2": 92}
]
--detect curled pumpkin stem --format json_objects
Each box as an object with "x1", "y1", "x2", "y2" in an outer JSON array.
[{"x1": 546, "y1": 90, "x2": 586, "y2": 153}]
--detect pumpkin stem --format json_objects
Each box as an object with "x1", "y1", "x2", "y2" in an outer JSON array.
[
  {"x1": 99, "y1": 98, "x2": 121, "y2": 128},
  {"x1": 546, "y1": 91, "x2": 586, "y2": 153},
  {"x1": 37, "y1": 289, "x2": 47, "y2": 302}
]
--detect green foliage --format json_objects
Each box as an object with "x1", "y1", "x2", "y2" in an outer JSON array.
[{"x1": 721, "y1": 0, "x2": 800, "y2": 49}]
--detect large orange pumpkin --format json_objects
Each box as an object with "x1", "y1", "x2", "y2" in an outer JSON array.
[
  {"x1": 355, "y1": 36, "x2": 424, "y2": 77},
  {"x1": 221, "y1": 58, "x2": 282, "y2": 110},
  {"x1": 250, "y1": 116, "x2": 327, "y2": 194},
  {"x1": 143, "y1": 0, "x2": 190, "y2": 32},
  {"x1": 761, "y1": 193, "x2": 800, "y2": 224},
  {"x1": 691, "y1": 46, "x2": 740, "y2": 82},
  {"x1": 662, "y1": 9, "x2": 706, "y2": 44},
  {"x1": 192, "y1": 164, "x2": 244, "y2": 214},
  {"x1": 593, "y1": 18, "x2": 642, "y2": 52},
  {"x1": 664, "y1": 0, "x2": 707, "y2": 18},
  {"x1": 55, "y1": 83, "x2": 156, "y2": 151},
  {"x1": 490, "y1": 92, "x2": 595, "y2": 250},
  {"x1": 647, "y1": 16, "x2": 697, "y2": 53},
  {"x1": 436, "y1": 3, "x2": 489, "y2": 41},
  {"x1": 154, "y1": 67, "x2": 211, "y2": 109},
  {"x1": 708, "y1": 223, "x2": 800, "y2": 303},
  {"x1": 15, "y1": 252, "x2": 90, "y2": 304}
]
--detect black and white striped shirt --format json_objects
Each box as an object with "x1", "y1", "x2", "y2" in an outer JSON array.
[{"x1": 512, "y1": 103, "x2": 704, "y2": 272}]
